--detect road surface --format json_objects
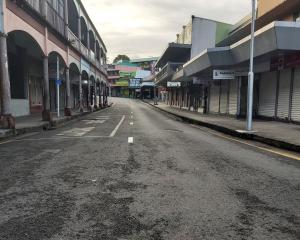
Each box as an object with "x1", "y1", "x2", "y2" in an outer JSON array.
[{"x1": 0, "y1": 98, "x2": 299, "y2": 240}]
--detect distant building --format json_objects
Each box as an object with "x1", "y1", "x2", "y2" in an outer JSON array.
[
  {"x1": 130, "y1": 57, "x2": 159, "y2": 73},
  {"x1": 155, "y1": 16, "x2": 231, "y2": 111},
  {"x1": 109, "y1": 60, "x2": 141, "y2": 97},
  {"x1": 107, "y1": 65, "x2": 120, "y2": 97}
]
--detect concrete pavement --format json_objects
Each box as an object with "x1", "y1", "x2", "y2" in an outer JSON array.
[{"x1": 0, "y1": 98, "x2": 299, "y2": 239}]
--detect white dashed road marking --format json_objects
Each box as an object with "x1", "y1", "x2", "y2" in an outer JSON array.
[
  {"x1": 128, "y1": 137, "x2": 134, "y2": 144},
  {"x1": 57, "y1": 127, "x2": 95, "y2": 137}
]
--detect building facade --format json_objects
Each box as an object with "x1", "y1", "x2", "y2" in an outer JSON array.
[
  {"x1": 0, "y1": 0, "x2": 109, "y2": 128},
  {"x1": 157, "y1": 0, "x2": 300, "y2": 124},
  {"x1": 155, "y1": 16, "x2": 232, "y2": 112}
]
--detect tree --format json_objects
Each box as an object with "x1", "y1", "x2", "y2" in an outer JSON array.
[{"x1": 113, "y1": 54, "x2": 130, "y2": 63}]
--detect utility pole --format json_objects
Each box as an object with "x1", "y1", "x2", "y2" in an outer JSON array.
[{"x1": 246, "y1": 0, "x2": 256, "y2": 131}]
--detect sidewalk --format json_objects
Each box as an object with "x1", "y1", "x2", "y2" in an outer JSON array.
[
  {"x1": 0, "y1": 106, "x2": 111, "y2": 141},
  {"x1": 144, "y1": 100, "x2": 300, "y2": 153}
]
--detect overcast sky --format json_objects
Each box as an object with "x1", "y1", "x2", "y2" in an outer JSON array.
[{"x1": 82, "y1": 0, "x2": 251, "y2": 62}]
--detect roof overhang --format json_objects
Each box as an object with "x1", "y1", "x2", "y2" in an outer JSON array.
[{"x1": 155, "y1": 43, "x2": 191, "y2": 68}]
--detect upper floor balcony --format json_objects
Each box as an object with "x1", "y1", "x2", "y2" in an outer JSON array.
[
  {"x1": 22, "y1": 0, "x2": 108, "y2": 75},
  {"x1": 155, "y1": 62, "x2": 184, "y2": 85}
]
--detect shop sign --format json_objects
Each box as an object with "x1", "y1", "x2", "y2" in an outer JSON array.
[
  {"x1": 167, "y1": 82, "x2": 181, "y2": 87},
  {"x1": 213, "y1": 70, "x2": 235, "y2": 80},
  {"x1": 129, "y1": 78, "x2": 142, "y2": 88}
]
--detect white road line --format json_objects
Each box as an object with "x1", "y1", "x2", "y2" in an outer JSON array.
[
  {"x1": 128, "y1": 137, "x2": 134, "y2": 144},
  {"x1": 109, "y1": 115, "x2": 125, "y2": 137},
  {"x1": 83, "y1": 120, "x2": 106, "y2": 124},
  {"x1": 0, "y1": 140, "x2": 12, "y2": 145}
]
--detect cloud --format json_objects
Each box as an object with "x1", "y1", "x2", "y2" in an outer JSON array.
[{"x1": 82, "y1": 0, "x2": 251, "y2": 62}]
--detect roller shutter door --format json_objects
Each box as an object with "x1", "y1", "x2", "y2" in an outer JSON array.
[
  {"x1": 277, "y1": 69, "x2": 291, "y2": 120},
  {"x1": 209, "y1": 82, "x2": 220, "y2": 113},
  {"x1": 258, "y1": 71, "x2": 277, "y2": 117},
  {"x1": 229, "y1": 79, "x2": 238, "y2": 115},
  {"x1": 220, "y1": 81, "x2": 229, "y2": 114},
  {"x1": 292, "y1": 68, "x2": 300, "y2": 121}
]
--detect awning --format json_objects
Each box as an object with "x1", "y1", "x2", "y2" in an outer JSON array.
[
  {"x1": 184, "y1": 47, "x2": 234, "y2": 77},
  {"x1": 184, "y1": 21, "x2": 300, "y2": 77},
  {"x1": 231, "y1": 21, "x2": 300, "y2": 64},
  {"x1": 155, "y1": 43, "x2": 191, "y2": 68}
]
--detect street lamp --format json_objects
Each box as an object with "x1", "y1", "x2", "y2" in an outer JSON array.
[{"x1": 246, "y1": 0, "x2": 257, "y2": 131}]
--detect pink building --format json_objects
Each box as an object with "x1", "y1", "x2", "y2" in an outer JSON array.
[{"x1": 0, "y1": 0, "x2": 109, "y2": 128}]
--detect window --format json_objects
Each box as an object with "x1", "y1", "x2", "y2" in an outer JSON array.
[{"x1": 48, "y1": 0, "x2": 64, "y2": 18}]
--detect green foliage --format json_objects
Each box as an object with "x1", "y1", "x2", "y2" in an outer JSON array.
[{"x1": 113, "y1": 54, "x2": 130, "y2": 63}]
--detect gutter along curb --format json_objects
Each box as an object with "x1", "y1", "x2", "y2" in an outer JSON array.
[{"x1": 143, "y1": 100, "x2": 300, "y2": 153}]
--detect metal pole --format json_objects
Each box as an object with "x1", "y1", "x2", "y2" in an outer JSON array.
[
  {"x1": 246, "y1": 0, "x2": 256, "y2": 131},
  {"x1": 57, "y1": 56, "x2": 60, "y2": 118}
]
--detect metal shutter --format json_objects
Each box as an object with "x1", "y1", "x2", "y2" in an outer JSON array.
[
  {"x1": 220, "y1": 81, "x2": 229, "y2": 114},
  {"x1": 292, "y1": 68, "x2": 300, "y2": 121},
  {"x1": 258, "y1": 71, "x2": 277, "y2": 117},
  {"x1": 229, "y1": 79, "x2": 238, "y2": 115},
  {"x1": 277, "y1": 69, "x2": 291, "y2": 120},
  {"x1": 209, "y1": 82, "x2": 220, "y2": 113}
]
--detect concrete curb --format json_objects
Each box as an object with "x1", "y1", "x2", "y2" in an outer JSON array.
[
  {"x1": 143, "y1": 100, "x2": 300, "y2": 153},
  {"x1": 0, "y1": 105, "x2": 112, "y2": 141}
]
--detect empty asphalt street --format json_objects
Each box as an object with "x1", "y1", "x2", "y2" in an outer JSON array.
[{"x1": 0, "y1": 98, "x2": 299, "y2": 240}]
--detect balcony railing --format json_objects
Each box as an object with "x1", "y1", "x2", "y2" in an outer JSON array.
[
  {"x1": 80, "y1": 43, "x2": 89, "y2": 59},
  {"x1": 156, "y1": 62, "x2": 183, "y2": 83},
  {"x1": 68, "y1": 29, "x2": 80, "y2": 51},
  {"x1": 24, "y1": 0, "x2": 42, "y2": 14},
  {"x1": 46, "y1": 2, "x2": 65, "y2": 36}
]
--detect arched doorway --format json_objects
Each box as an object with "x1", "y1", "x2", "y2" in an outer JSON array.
[
  {"x1": 69, "y1": 63, "x2": 80, "y2": 109},
  {"x1": 90, "y1": 75, "x2": 96, "y2": 106},
  {"x1": 48, "y1": 52, "x2": 67, "y2": 114},
  {"x1": 96, "y1": 78, "x2": 100, "y2": 108},
  {"x1": 7, "y1": 30, "x2": 45, "y2": 117},
  {"x1": 82, "y1": 70, "x2": 89, "y2": 109}
]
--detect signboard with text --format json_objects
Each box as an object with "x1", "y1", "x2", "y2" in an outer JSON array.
[
  {"x1": 213, "y1": 70, "x2": 235, "y2": 80},
  {"x1": 129, "y1": 78, "x2": 142, "y2": 89},
  {"x1": 167, "y1": 82, "x2": 181, "y2": 87}
]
